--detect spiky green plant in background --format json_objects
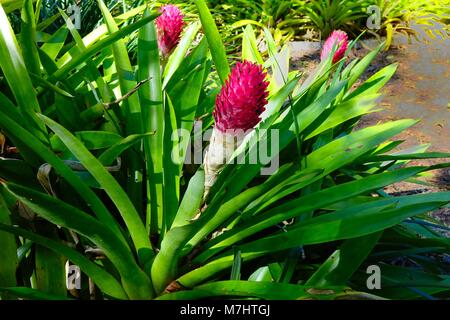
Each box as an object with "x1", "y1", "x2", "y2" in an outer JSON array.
[
  {"x1": 0, "y1": 0, "x2": 449, "y2": 300},
  {"x1": 5, "y1": 0, "x2": 448, "y2": 53}
]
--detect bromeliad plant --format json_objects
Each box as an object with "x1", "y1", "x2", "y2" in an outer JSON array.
[{"x1": 0, "y1": 0, "x2": 449, "y2": 300}]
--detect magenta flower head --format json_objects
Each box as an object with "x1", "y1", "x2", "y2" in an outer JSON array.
[
  {"x1": 213, "y1": 60, "x2": 270, "y2": 134},
  {"x1": 320, "y1": 30, "x2": 349, "y2": 64},
  {"x1": 155, "y1": 4, "x2": 184, "y2": 58}
]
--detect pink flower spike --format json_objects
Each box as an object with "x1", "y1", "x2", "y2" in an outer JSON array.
[
  {"x1": 213, "y1": 60, "x2": 270, "y2": 133},
  {"x1": 320, "y1": 30, "x2": 349, "y2": 64},
  {"x1": 155, "y1": 4, "x2": 184, "y2": 58}
]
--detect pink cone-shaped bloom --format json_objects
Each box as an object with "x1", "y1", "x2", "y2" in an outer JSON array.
[
  {"x1": 320, "y1": 30, "x2": 349, "y2": 64},
  {"x1": 156, "y1": 5, "x2": 184, "y2": 57},
  {"x1": 213, "y1": 61, "x2": 269, "y2": 133}
]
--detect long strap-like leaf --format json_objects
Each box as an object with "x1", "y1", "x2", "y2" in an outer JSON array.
[{"x1": 137, "y1": 9, "x2": 164, "y2": 237}]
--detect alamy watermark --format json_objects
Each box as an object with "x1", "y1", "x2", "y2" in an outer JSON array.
[
  {"x1": 366, "y1": 5, "x2": 382, "y2": 30},
  {"x1": 66, "y1": 261, "x2": 81, "y2": 290},
  {"x1": 366, "y1": 264, "x2": 381, "y2": 290}
]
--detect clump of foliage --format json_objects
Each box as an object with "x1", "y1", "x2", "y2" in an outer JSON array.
[
  {"x1": 158, "y1": 0, "x2": 450, "y2": 50},
  {"x1": 0, "y1": 0, "x2": 449, "y2": 301}
]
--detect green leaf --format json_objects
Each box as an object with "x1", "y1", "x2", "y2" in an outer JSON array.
[
  {"x1": 151, "y1": 224, "x2": 194, "y2": 294},
  {"x1": 306, "y1": 232, "x2": 382, "y2": 287},
  {"x1": 166, "y1": 38, "x2": 208, "y2": 165},
  {"x1": 194, "y1": 166, "x2": 434, "y2": 263},
  {"x1": 97, "y1": 0, "x2": 141, "y2": 128},
  {"x1": 345, "y1": 41, "x2": 384, "y2": 90},
  {"x1": 304, "y1": 120, "x2": 418, "y2": 176},
  {"x1": 40, "y1": 26, "x2": 69, "y2": 61},
  {"x1": 230, "y1": 248, "x2": 242, "y2": 281},
  {"x1": 20, "y1": 0, "x2": 40, "y2": 75},
  {"x1": 180, "y1": 193, "x2": 449, "y2": 287},
  {"x1": 0, "y1": 193, "x2": 17, "y2": 294},
  {"x1": 157, "y1": 281, "x2": 345, "y2": 300},
  {"x1": 29, "y1": 73, "x2": 74, "y2": 98},
  {"x1": 363, "y1": 152, "x2": 450, "y2": 163},
  {"x1": 260, "y1": 75, "x2": 300, "y2": 122},
  {"x1": 356, "y1": 264, "x2": 450, "y2": 299},
  {"x1": 240, "y1": 168, "x2": 323, "y2": 219},
  {"x1": 150, "y1": 166, "x2": 296, "y2": 294},
  {"x1": 346, "y1": 63, "x2": 398, "y2": 100},
  {"x1": 57, "y1": 9, "x2": 113, "y2": 104},
  {"x1": 0, "y1": 3, "x2": 47, "y2": 144},
  {"x1": 98, "y1": 133, "x2": 154, "y2": 166},
  {"x1": 34, "y1": 222, "x2": 67, "y2": 296},
  {"x1": 54, "y1": 4, "x2": 148, "y2": 66},
  {"x1": 171, "y1": 168, "x2": 205, "y2": 228},
  {"x1": 232, "y1": 20, "x2": 266, "y2": 30},
  {"x1": 194, "y1": 0, "x2": 230, "y2": 83},
  {"x1": 163, "y1": 21, "x2": 201, "y2": 87},
  {"x1": 248, "y1": 267, "x2": 273, "y2": 282},
  {"x1": 305, "y1": 94, "x2": 380, "y2": 140},
  {"x1": 0, "y1": 158, "x2": 38, "y2": 189},
  {"x1": 137, "y1": 9, "x2": 164, "y2": 236},
  {"x1": 290, "y1": 80, "x2": 347, "y2": 133},
  {"x1": 74, "y1": 131, "x2": 122, "y2": 150},
  {"x1": 0, "y1": 287, "x2": 70, "y2": 300},
  {"x1": 284, "y1": 196, "x2": 448, "y2": 246},
  {"x1": 241, "y1": 24, "x2": 264, "y2": 65},
  {"x1": 163, "y1": 95, "x2": 181, "y2": 230},
  {"x1": 36, "y1": 11, "x2": 61, "y2": 32},
  {"x1": 187, "y1": 168, "x2": 297, "y2": 252}
]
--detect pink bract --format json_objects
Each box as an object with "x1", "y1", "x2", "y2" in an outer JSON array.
[
  {"x1": 320, "y1": 30, "x2": 349, "y2": 64},
  {"x1": 213, "y1": 61, "x2": 270, "y2": 133},
  {"x1": 155, "y1": 5, "x2": 184, "y2": 57}
]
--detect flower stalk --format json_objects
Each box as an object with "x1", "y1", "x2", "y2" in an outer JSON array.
[{"x1": 203, "y1": 61, "x2": 269, "y2": 198}]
